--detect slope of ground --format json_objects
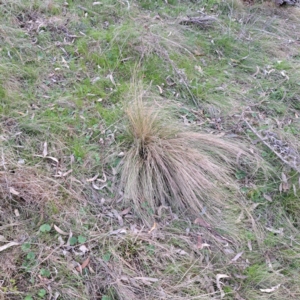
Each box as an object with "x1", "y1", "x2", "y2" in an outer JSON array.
[{"x1": 1, "y1": 1, "x2": 300, "y2": 299}]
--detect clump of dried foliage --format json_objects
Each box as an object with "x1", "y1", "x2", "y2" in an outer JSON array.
[{"x1": 120, "y1": 94, "x2": 259, "y2": 223}]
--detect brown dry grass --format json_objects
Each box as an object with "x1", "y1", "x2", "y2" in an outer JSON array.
[
  {"x1": 0, "y1": 167, "x2": 56, "y2": 205},
  {"x1": 120, "y1": 95, "x2": 259, "y2": 224}
]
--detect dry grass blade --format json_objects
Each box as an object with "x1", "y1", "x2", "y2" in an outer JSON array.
[{"x1": 120, "y1": 98, "x2": 257, "y2": 223}]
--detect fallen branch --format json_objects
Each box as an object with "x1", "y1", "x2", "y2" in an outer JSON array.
[
  {"x1": 243, "y1": 118, "x2": 300, "y2": 172},
  {"x1": 179, "y1": 16, "x2": 217, "y2": 27}
]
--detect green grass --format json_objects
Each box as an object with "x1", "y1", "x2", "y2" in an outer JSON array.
[{"x1": 1, "y1": 0, "x2": 300, "y2": 299}]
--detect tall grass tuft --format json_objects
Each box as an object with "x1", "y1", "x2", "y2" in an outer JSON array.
[{"x1": 120, "y1": 96, "x2": 257, "y2": 223}]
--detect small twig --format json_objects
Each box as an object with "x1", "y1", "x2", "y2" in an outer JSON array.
[{"x1": 243, "y1": 118, "x2": 300, "y2": 172}]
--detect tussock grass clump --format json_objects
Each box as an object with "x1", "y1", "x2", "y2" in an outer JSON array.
[{"x1": 120, "y1": 97, "x2": 257, "y2": 222}]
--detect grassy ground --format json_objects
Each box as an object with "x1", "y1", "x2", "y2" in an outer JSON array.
[{"x1": 1, "y1": 0, "x2": 300, "y2": 299}]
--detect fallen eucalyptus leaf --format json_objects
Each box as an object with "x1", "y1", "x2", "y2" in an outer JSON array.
[
  {"x1": 260, "y1": 284, "x2": 281, "y2": 293},
  {"x1": 0, "y1": 241, "x2": 19, "y2": 252}
]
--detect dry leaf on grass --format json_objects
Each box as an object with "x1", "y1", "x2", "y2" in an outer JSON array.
[
  {"x1": 34, "y1": 155, "x2": 59, "y2": 164},
  {"x1": 43, "y1": 141, "x2": 48, "y2": 157},
  {"x1": 134, "y1": 277, "x2": 159, "y2": 285},
  {"x1": 148, "y1": 222, "x2": 157, "y2": 233},
  {"x1": 260, "y1": 284, "x2": 281, "y2": 293},
  {"x1": 1, "y1": 167, "x2": 59, "y2": 205},
  {"x1": 97, "y1": 172, "x2": 107, "y2": 183},
  {"x1": 86, "y1": 173, "x2": 99, "y2": 182},
  {"x1": 53, "y1": 169, "x2": 73, "y2": 178},
  {"x1": 120, "y1": 207, "x2": 131, "y2": 215},
  {"x1": 263, "y1": 193, "x2": 273, "y2": 202},
  {"x1": 109, "y1": 228, "x2": 127, "y2": 235},
  {"x1": 229, "y1": 252, "x2": 243, "y2": 264},
  {"x1": 197, "y1": 235, "x2": 203, "y2": 249},
  {"x1": 112, "y1": 209, "x2": 123, "y2": 226},
  {"x1": 92, "y1": 182, "x2": 107, "y2": 190},
  {"x1": 156, "y1": 85, "x2": 163, "y2": 94},
  {"x1": 79, "y1": 245, "x2": 89, "y2": 254},
  {"x1": 0, "y1": 241, "x2": 19, "y2": 252},
  {"x1": 194, "y1": 218, "x2": 211, "y2": 228},
  {"x1": 76, "y1": 256, "x2": 90, "y2": 272},
  {"x1": 54, "y1": 225, "x2": 69, "y2": 236},
  {"x1": 216, "y1": 274, "x2": 230, "y2": 299},
  {"x1": 9, "y1": 187, "x2": 20, "y2": 196}
]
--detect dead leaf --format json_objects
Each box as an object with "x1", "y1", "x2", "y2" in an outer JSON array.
[
  {"x1": 216, "y1": 274, "x2": 230, "y2": 299},
  {"x1": 156, "y1": 85, "x2": 163, "y2": 94},
  {"x1": 193, "y1": 49, "x2": 204, "y2": 56},
  {"x1": 280, "y1": 71, "x2": 289, "y2": 80},
  {"x1": 61, "y1": 56, "x2": 69, "y2": 69},
  {"x1": 263, "y1": 193, "x2": 272, "y2": 202},
  {"x1": 229, "y1": 251, "x2": 243, "y2": 264},
  {"x1": 195, "y1": 65, "x2": 203, "y2": 74},
  {"x1": 112, "y1": 209, "x2": 123, "y2": 226},
  {"x1": 266, "y1": 227, "x2": 283, "y2": 235},
  {"x1": 118, "y1": 152, "x2": 125, "y2": 157},
  {"x1": 281, "y1": 172, "x2": 288, "y2": 183},
  {"x1": 66, "y1": 231, "x2": 73, "y2": 247},
  {"x1": 63, "y1": 169, "x2": 73, "y2": 177},
  {"x1": 107, "y1": 74, "x2": 116, "y2": 86},
  {"x1": 157, "y1": 205, "x2": 169, "y2": 218},
  {"x1": 194, "y1": 217, "x2": 211, "y2": 228},
  {"x1": 43, "y1": 142, "x2": 48, "y2": 157},
  {"x1": 293, "y1": 184, "x2": 297, "y2": 197},
  {"x1": 76, "y1": 256, "x2": 90, "y2": 271},
  {"x1": 252, "y1": 66, "x2": 260, "y2": 77},
  {"x1": 148, "y1": 222, "x2": 157, "y2": 233},
  {"x1": 260, "y1": 284, "x2": 281, "y2": 293},
  {"x1": 0, "y1": 241, "x2": 19, "y2": 252},
  {"x1": 176, "y1": 249, "x2": 188, "y2": 255},
  {"x1": 86, "y1": 173, "x2": 99, "y2": 182},
  {"x1": 181, "y1": 115, "x2": 190, "y2": 126},
  {"x1": 79, "y1": 245, "x2": 89, "y2": 254},
  {"x1": 120, "y1": 207, "x2": 131, "y2": 216},
  {"x1": 14, "y1": 209, "x2": 20, "y2": 217},
  {"x1": 279, "y1": 181, "x2": 289, "y2": 192},
  {"x1": 109, "y1": 228, "x2": 127, "y2": 235},
  {"x1": 249, "y1": 203, "x2": 261, "y2": 211},
  {"x1": 134, "y1": 277, "x2": 159, "y2": 284},
  {"x1": 247, "y1": 240, "x2": 252, "y2": 251},
  {"x1": 92, "y1": 182, "x2": 107, "y2": 190},
  {"x1": 35, "y1": 155, "x2": 59, "y2": 164},
  {"x1": 54, "y1": 225, "x2": 69, "y2": 236},
  {"x1": 58, "y1": 236, "x2": 64, "y2": 246},
  {"x1": 235, "y1": 211, "x2": 244, "y2": 223},
  {"x1": 88, "y1": 265, "x2": 95, "y2": 273},
  {"x1": 97, "y1": 172, "x2": 107, "y2": 183},
  {"x1": 197, "y1": 235, "x2": 202, "y2": 249},
  {"x1": 9, "y1": 187, "x2": 20, "y2": 196}
]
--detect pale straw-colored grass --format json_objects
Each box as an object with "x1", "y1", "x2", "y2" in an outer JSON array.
[{"x1": 120, "y1": 97, "x2": 257, "y2": 223}]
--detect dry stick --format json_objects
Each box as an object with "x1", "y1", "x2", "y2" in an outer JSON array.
[
  {"x1": 243, "y1": 118, "x2": 300, "y2": 172},
  {"x1": 179, "y1": 16, "x2": 217, "y2": 27}
]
